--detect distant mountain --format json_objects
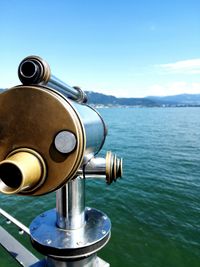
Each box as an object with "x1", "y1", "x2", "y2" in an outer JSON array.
[
  {"x1": 86, "y1": 91, "x2": 200, "y2": 107},
  {"x1": 146, "y1": 94, "x2": 200, "y2": 105},
  {"x1": 86, "y1": 91, "x2": 157, "y2": 106}
]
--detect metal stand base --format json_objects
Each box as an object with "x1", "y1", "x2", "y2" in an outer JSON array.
[
  {"x1": 30, "y1": 208, "x2": 110, "y2": 266},
  {"x1": 46, "y1": 254, "x2": 109, "y2": 267}
]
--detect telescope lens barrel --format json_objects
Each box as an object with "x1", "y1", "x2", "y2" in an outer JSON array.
[
  {"x1": 0, "y1": 149, "x2": 46, "y2": 195},
  {"x1": 0, "y1": 163, "x2": 22, "y2": 189}
]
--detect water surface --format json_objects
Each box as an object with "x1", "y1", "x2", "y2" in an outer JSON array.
[{"x1": 1, "y1": 107, "x2": 200, "y2": 267}]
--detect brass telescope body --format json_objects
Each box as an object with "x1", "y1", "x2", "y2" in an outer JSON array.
[
  {"x1": 0, "y1": 85, "x2": 106, "y2": 195},
  {"x1": 0, "y1": 55, "x2": 122, "y2": 196}
]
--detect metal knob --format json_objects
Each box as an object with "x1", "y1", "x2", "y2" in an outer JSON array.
[{"x1": 106, "y1": 151, "x2": 123, "y2": 184}]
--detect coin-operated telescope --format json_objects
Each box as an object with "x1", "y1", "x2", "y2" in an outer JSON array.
[{"x1": 0, "y1": 56, "x2": 122, "y2": 267}]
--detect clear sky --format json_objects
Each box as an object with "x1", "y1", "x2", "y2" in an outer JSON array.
[{"x1": 0, "y1": 0, "x2": 199, "y2": 97}]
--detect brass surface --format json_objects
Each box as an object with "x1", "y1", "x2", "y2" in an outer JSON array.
[
  {"x1": 0, "y1": 86, "x2": 85, "y2": 195},
  {"x1": 0, "y1": 149, "x2": 45, "y2": 194},
  {"x1": 106, "y1": 151, "x2": 123, "y2": 184}
]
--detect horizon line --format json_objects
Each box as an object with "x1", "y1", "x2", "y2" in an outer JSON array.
[{"x1": 86, "y1": 90, "x2": 200, "y2": 99}]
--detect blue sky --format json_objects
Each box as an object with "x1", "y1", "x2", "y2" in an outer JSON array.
[{"x1": 0, "y1": 0, "x2": 199, "y2": 97}]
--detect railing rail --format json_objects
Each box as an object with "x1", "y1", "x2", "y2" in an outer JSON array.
[{"x1": 0, "y1": 208, "x2": 30, "y2": 235}]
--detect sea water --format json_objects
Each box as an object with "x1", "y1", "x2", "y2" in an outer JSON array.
[{"x1": 0, "y1": 107, "x2": 200, "y2": 267}]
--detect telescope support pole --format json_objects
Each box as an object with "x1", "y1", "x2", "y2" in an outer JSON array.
[{"x1": 56, "y1": 177, "x2": 85, "y2": 230}]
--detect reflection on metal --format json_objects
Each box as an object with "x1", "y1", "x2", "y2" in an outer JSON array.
[
  {"x1": 56, "y1": 177, "x2": 85, "y2": 229},
  {"x1": 0, "y1": 55, "x2": 123, "y2": 266}
]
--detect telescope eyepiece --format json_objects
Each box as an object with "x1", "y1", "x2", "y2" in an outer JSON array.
[
  {"x1": 18, "y1": 59, "x2": 42, "y2": 84},
  {"x1": 20, "y1": 60, "x2": 39, "y2": 78},
  {"x1": 18, "y1": 56, "x2": 50, "y2": 85}
]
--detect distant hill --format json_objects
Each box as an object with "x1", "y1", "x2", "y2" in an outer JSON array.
[
  {"x1": 86, "y1": 91, "x2": 200, "y2": 107},
  {"x1": 146, "y1": 94, "x2": 200, "y2": 105},
  {"x1": 86, "y1": 91, "x2": 158, "y2": 106}
]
